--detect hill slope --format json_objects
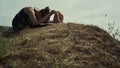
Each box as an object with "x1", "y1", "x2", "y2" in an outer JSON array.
[
  {"x1": 0, "y1": 26, "x2": 12, "y2": 32},
  {"x1": 0, "y1": 23, "x2": 120, "y2": 68}
]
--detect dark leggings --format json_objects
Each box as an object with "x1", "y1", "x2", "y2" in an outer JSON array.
[{"x1": 12, "y1": 8, "x2": 30, "y2": 31}]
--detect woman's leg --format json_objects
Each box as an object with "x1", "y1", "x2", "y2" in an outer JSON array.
[
  {"x1": 57, "y1": 11, "x2": 64, "y2": 22},
  {"x1": 53, "y1": 12, "x2": 61, "y2": 23}
]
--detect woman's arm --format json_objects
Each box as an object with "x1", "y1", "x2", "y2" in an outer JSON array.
[{"x1": 37, "y1": 10, "x2": 55, "y2": 23}]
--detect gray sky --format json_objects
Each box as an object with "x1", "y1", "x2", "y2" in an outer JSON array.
[{"x1": 0, "y1": 0, "x2": 120, "y2": 28}]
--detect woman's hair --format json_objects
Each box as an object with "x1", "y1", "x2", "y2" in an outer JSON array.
[{"x1": 39, "y1": 7, "x2": 50, "y2": 17}]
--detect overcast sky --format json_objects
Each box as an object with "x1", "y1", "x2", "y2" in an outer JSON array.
[{"x1": 0, "y1": 0, "x2": 120, "y2": 29}]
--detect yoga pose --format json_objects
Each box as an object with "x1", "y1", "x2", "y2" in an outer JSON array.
[{"x1": 12, "y1": 6, "x2": 64, "y2": 31}]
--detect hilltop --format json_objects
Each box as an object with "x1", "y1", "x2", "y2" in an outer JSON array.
[{"x1": 0, "y1": 23, "x2": 120, "y2": 68}]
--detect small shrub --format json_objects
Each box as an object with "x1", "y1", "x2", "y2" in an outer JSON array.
[{"x1": 106, "y1": 22, "x2": 120, "y2": 41}]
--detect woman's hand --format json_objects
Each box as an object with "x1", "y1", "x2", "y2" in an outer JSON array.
[{"x1": 50, "y1": 10, "x2": 56, "y2": 15}]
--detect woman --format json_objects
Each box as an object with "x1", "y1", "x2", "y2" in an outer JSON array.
[{"x1": 12, "y1": 6, "x2": 64, "y2": 31}]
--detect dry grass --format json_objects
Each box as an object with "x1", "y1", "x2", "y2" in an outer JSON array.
[{"x1": 0, "y1": 23, "x2": 120, "y2": 68}]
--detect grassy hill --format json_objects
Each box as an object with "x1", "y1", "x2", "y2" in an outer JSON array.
[{"x1": 0, "y1": 23, "x2": 120, "y2": 68}]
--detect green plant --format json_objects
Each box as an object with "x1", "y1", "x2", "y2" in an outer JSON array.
[
  {"x1": 9, "y1": 60, "x2": 22, "y2": 68},
  {"x1": 0, "y1": 36, "x2": 8, "y2": 60}
]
